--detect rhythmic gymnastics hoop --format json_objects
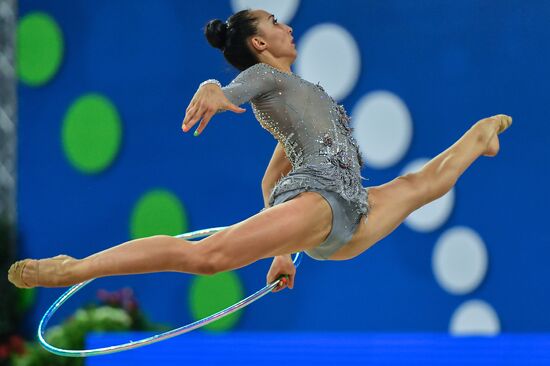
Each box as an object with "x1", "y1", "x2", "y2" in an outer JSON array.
[{"x1": 38, "y1": 226, "x2": 303, "y2": 357}]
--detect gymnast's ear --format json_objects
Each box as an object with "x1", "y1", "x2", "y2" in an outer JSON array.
[{"x1": 249, "y1": 36, "x2": 268, "y2": 52}]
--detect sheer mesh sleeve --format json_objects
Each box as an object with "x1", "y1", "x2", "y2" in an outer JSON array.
[{"x1": 221, "y1": 63, "x2": 277, "y2": 107}]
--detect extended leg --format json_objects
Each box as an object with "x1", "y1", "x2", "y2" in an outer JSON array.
[
  {"x1": 7, "y1": 236, "x2": 206, "y2": 288},
  {"x1": 8, "y1": 191, "x2": 333, "y2": 288},
  {"x1": 331, "y1": 114, "x2": 512, "y2": 260}
]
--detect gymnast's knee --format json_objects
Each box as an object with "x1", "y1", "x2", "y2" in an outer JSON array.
[{"x1": 189, "y1": 246, "x2": 229, "y2": 275}]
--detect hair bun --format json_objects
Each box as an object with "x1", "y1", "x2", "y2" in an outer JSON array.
[{"x1": 205, "y1": 19, "x2": 228, "y2": 50}]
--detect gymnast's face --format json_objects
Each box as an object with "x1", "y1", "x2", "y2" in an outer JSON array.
[{"x1": 248, "y1": 9, "x2": 296, "y2": 63}]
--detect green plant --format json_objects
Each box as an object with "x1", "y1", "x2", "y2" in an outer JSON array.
[{"x1": 11, "y1": 288, "x2": 170, "y2": 366}]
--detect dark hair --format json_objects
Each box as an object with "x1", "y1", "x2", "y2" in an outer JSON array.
[{"x1": 204, "y1": 10, "x2": 260, "y2": 71}]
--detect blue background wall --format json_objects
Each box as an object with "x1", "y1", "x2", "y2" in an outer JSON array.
[{"x1": 17, "y1": 0, "x2": 550, "y2": 334}]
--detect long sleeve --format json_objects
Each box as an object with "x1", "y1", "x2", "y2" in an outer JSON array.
[{"x1": 221, "y1": 63, "x2": 278, "y2": 107}]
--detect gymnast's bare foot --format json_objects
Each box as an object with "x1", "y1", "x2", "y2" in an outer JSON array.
[
  {"x1": 7, "y1": 255, "x2": 77, "y2": 288},
  {"x1": 483, "y1": 114, "x2": 512, "y2": 157}
]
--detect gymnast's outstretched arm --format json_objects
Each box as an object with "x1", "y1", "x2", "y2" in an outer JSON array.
[
  {"x1": 181, "y1": 81, "x2": 246, "y2": 136},
  {"x1": 182, "y1": 63, "x2": 277, "y2": 136}
]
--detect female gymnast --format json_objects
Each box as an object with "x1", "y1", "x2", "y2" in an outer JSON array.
[{"x1": 8, "y1": 9, "x2": 511, "y2": 293}]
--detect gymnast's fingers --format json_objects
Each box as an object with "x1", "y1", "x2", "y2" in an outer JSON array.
[
  {"x1": 194, "y1": 110, "x2": 216, "y2": 136},
  {"x1": 275, "y1": 278, "x2": 287, "y2": 292},
  {"x1": 184, "y1": 107, "x2": 205, "y2": 133},
  {"x1": 185, "y1": 99, "x2": 196, "y2": 114},
  {"x1": 182, "y1": 106, "x2": 198, "y2": 131},
  {"x1": 269, "y1": 276, "x2": 284, "y2": 292},
  {"x1": 225, "y1": 102, "x2": 246, "y2": 114}
]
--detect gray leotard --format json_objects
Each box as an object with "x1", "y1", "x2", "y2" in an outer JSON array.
[{"x1": 218, "y1": 62, "x2": 370, "y2": 260}]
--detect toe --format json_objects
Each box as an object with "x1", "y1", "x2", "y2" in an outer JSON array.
[
  {"x1": 498, "y1": 115, "x2": 512, "y2": 134},
  {"x1": 9, "y1": 260, "x2": 33, "y2": 288},
  {"x1": 7, "y1": 263, "x2": 15, "y2": 282},
  {"x1": 8, "y1": 261, "x2": 24, "y2": 288}
]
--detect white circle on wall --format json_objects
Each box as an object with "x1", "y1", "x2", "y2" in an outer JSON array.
[
  {"x1": 230, "y1": 0, "x2": 300, "y2": 24},
  {"x1": 351, "y1": 91, "x2": 413, "y2": 169},
  {"x1": 450, "y1": 300, "x2": 500, "y2": 335},
  {"x1": 295, "y1": 23, "x2": 360, "y2": 101},
  {"x1": 432, "y1": 226, "x2": 488, "y2": 295},
  {"x1": 401, "y1": 158, "x2": 455, "y2": 232}
]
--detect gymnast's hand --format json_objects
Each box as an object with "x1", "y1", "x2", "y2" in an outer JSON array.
[
  {"x1": 182, "y1": 83, "x2": 246, "y2": 136},
  {"x1": 267, "y1": 255, "x2": 296, "y2": 292}
]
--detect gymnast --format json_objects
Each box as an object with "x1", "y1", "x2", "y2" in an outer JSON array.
[{"x1": 8, "y1": 9, "x2": 512, "y2": 292}]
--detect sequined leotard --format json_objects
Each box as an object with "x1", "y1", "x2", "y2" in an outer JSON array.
[{"x1": 217, "y1": 62, "x2": 370, "y2": 260}]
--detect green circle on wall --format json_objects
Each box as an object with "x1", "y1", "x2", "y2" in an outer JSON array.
[
  {"x1": 189, "y1": 272, "x2": 244, "y2": 331},
  {"x1": 17, "y1": 12, "x2": 64, "y2": 86},
  {"x1": 62, "y1": 94, "x2": 122, "y2": 174},
  {"x1": 130, "y1": 190, "x2": 188, "y2": 239}
]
